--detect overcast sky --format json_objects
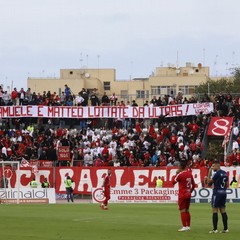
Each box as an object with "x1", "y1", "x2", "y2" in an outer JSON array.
[{"x1": 0, "y1": 0, "x2": 239, "y2": 90}]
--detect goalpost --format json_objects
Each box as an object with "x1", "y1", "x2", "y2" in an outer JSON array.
[{"x1": 0, "y1": 161, "x2": 20, "y2": 204}]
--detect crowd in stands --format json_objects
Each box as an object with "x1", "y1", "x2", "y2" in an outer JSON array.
[{"x1": 0, "y1": 85, "x2": 240, "y2": 167}]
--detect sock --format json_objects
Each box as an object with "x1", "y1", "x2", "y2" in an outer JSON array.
[
  {"x1": 213, "y1": 213, "x2": 218, "y2": 230},
  {"x1": 185, "y1": 212, "x2": 191, "y2": 227},
  {"x1": 181, "y1": 212, "x2": 187, "y2": 227},
  {"x1": 221, "y1": 212, "x2": 228, "y2": 230}
]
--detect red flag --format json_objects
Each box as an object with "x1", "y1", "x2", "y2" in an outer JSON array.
[
  {"x1": 31, "y1": 165, "x2": 39, "y2": 174},
  {"x1": 20, "y1": 158, "x2": 30, "y2": 167}
]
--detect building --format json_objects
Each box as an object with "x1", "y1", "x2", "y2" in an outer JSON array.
[{"x1": 28, "y1": 62, "x2": 210, "y2": 105}]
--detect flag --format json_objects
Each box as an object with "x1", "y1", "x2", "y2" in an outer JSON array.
[
  {"x1": 20, "y1": 158, "x2": 30, "y2": 167},
  {"x1": 31, "y1": 165, "x2": 39, "y2": 174},
  {"x1": 21, "y1": 158, "x2": 39, "y2": 174},
  {"x1": 222, "y1": 132, "x2": 230, "y2": 148}
]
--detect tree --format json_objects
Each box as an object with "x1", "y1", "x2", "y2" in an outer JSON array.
[
  {"x1": 195, "y1": 78, "x2": 233, "y2": 95},
  {"x1": 232, "y1": 68, "x2": 240, "y2": 93},
  {"x1": 195, "y1": 67, "x2": 240, "y2": 95}
]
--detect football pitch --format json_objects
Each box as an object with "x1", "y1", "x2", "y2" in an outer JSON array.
[{"x1": 0, "y1": 203, "x2": 239, "y2": 240}]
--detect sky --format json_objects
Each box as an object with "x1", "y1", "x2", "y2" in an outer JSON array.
[{"x1": 0, "y1": 0, "x2": 240, "y2": 91}]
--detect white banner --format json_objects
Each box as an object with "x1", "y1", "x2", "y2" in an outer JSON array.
[
  {"x1": 92, "y1": 187, "x2": 179, "y2": 203},
  {"x1": 0, "y1": 103, "x2": 213, "y2": 118},
  {"x1": 92, "y1": 187, "x2": 240, "y2": 204},
  {"x1": 192, "y1": 187, "x2": 240, "y2": 203},
  {"x1": 0, "y1": 188, "x2": 56, "y2": 204}
]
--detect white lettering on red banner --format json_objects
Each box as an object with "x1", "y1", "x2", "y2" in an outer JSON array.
[
  {"x1": 0, "y1": 103, "x2": 214, "y2": 118},
  {"x1": 58, "y1": 147, "x2": 70, "y2": 161},
  {"x1": 207, "y1": 117, "x2": 233, "y2": 136},
  {"x1": 1, "y1": 166, "x2": 239, "y2": 194}
]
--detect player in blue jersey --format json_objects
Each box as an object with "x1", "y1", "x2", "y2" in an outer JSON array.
[{"x1": 206, "y1": 160, "x2": 229, "y2": 234}]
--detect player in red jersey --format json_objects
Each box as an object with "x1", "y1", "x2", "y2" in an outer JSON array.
[
  {"x1": 100, "y1": 169, "x2": 112, "y2": 210},
  {"x1": 172, "y1": 161, "x2": 195, "y2": 232}
]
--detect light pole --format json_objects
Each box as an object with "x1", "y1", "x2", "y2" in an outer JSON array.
[{"x1": 97, "y1": 54, "x2": 100, "y2": 79}]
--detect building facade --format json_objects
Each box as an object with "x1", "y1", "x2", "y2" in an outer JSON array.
[{"x1": 28, "y1": 62, "x2": 210, "y2": 105}]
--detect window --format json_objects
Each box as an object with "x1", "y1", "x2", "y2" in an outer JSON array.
[
  {"x1": 151, "y1": 86, "x2": 176, "y2": 96},
  {"x1": 179, "y1": 85, "x2": 197, "y2": 95},
  {"x1": 69, "y1": 71, "x2": 73, "y2": 75},
  {"x1": 121, "y1": 90, "x2": 128, "y2": 99},
  {"x1": 136, "y1": 90, "x2": 149, "y2": 99},
  {"x1": 151, "y1": 86, "x2": 161, "y2": 95},
  {"x1": 103, "y1": 82, "x2": 110, "y2": 91}
]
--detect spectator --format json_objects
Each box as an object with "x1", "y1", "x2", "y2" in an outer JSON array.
[
  {"x1": 75, "y1": 92, "x2": 85, "y2": 106},
  {"x1": 90, "y1": 92, "x2": 100, "y2": 106},
  {"x1": 101, "y1": 92, "x2": 110, "y2": 106},
  {"x1": 11, "y1": 88, "x2": 19, "y2": 105},
  {"x1": 80, "y1": 88, "x2": 89, "y2": 106},
  {"x1": 109, "y1": 92, "x2": 117, "y2": 106},
  {"x1": 151, "y1": 96, "x2": 158, "y2": 106},
  {"x1": 64, "y1": 84, "x2": 71, "y2": 98},
  {"x1": 84, "y1": 151, "x2": 93, "y2": 166},
  {"x1": 0, "y1": 86, "x2": 4, "y2": 102},
  {"x1": 19, "y1": 88, "x2": 26, "y2": 105},
  {"x1": 59, "y1": 92, "x2": 65, "y2": 105},
  {"x1": 25, "y1": 88, "x2": 33, "y2": 102},
  {"x1": 3, "y1": 91, "x2": 11, "y2": 105},
  {"x1": 232, "y1": 123, "x2": 239, "y2": 140},
  {"x1": 232, "y1": 140, "x2": 239, "y2": 151}
]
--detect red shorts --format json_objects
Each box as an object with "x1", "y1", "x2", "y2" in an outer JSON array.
[
  {"x1": 104, "y1": 189, "x2": 110, "y2": 200},
  {"x1": 178, "y1": 197, "x2": 191, "y2": 210}
]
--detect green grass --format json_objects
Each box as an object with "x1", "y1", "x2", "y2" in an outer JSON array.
[{"x1": 0, "y1": 203, "x2": 239, "y2": 240}]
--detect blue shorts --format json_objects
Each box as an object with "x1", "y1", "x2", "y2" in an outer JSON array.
[{"x1": 211, "y1": 192, "x2": 226, "y2": 208}]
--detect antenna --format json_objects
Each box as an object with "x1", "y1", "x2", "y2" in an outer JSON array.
[
  {"x1": 203, "y1": 48, "x2": 205, "y2": 67},
  {"x1": 130, "y1": 61, "x2": 133, "y2": 80},
  {"x1": 232, "y1": 51, "x2": 235, "y2": 68},
  {"x1": 80, "y1": 52, "x2": 83, "y2": 69},
  {"x1": 225, "y1": 62, "x2": 229, "y2": 76},
  {"x1": 176, "y1": 51, "x2": 179, "y2": 68},
  {"x1": 86, "y1": 54, "x2": 89, "y2": 68},
  {"x1": 214, "y1": 54, "x2": 218, "y2": 76},
  {"x1": 97, "y1": 54, "x2": 100, "y2": 79}
]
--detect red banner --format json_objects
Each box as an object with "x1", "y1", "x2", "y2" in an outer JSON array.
[
  {"x1": 207, "y1": 117, "x2": 233, "y2": 136},
  {"x1": 29, "y1": 160, "x2": 54, "y2": 167},
  {"x1": 1, "y1": 166, "x2": 240, "y2": 194},
  {"x1": 58, "y1": 147, "x2": 70, "y2": 161},
  {"x1": 0, "y1": 103, "x2": 214, "y2": 118}
]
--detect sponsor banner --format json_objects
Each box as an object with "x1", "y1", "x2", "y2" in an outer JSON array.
[
  {"x1": 0, "y1": 103, "x2": 213, "y2": 118},
  {"x1": 92, "y1": 187, "x2": 178, "y2": 203},
  {"x1": 1, "y1": 166, "x2": 240, "y2": 194},
  {"x1": 207, "y1": 116, "x2": 233, "y2": 136},
  {"x1": 58, "y1": 146, "x2": 70, "y2": 161},
  {"x1": 192, "y1": 188, "x2": 240, "y2": 203},
  {"x1": 92, "y1": 187, "x2": 240, "y2": 204},
  {"x1": 0, "y1": 188, "x2": 56, "y2": 204},
  {"x1": 0, "y1": 198, "x2": 49, "y2": 204}
]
